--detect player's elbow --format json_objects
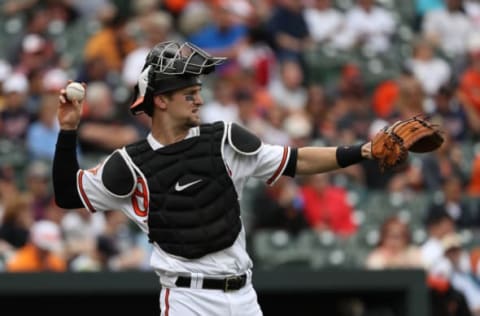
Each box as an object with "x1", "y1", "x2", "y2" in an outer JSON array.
[
  {"x1": 54, "y1": 195, "x2": 79, "y2": 210},
  {"x1": 53, "y1": 187, "x2": 84, "y2": 210}
]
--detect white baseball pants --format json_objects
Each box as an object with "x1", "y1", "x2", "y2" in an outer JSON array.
[{"x1": 159, "y1": 284, "x2": 263, "y2": 316}]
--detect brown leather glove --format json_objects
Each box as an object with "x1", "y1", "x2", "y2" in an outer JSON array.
[{"x1": 371, "y1": 115, "x2": 445, "y2": 172}]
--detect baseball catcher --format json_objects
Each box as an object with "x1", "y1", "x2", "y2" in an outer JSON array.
[
  {"x1": 371, "y1": 114, "x2": 445, "y2": 172},
  {"x1": 52, "y1": 38, "x2": 443, "y2": 316}
]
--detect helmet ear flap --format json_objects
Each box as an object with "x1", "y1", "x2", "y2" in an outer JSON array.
[{"x1": 130, "y1": 65, "x2": 155, "y2": 116}]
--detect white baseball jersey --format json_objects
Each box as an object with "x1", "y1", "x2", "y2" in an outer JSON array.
[{"x1": 76, "y1": 122, "x2": 291, "y2": 286}]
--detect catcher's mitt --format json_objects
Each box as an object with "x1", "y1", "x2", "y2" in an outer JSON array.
[{"x1": 371, "y1": 115, "x2": 444, "y2": 172}]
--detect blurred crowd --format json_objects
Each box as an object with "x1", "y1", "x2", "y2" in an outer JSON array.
[{"x1": 0, "y1": 0, "x2": 480, "y2": 314}]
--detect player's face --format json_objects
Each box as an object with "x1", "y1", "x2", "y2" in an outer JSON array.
[{"x1": 168, "y1": 85, "x2": 204, "y2": 128}]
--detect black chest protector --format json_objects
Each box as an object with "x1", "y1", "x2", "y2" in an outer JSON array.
[{"x1": 125, "y1": 122, "x2": 242, "y2": 259}]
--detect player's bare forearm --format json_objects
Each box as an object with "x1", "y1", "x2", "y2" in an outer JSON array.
[
  {"x1": 296, "y1": 143, "x2": 372, "y2": 175},
  {"x1": 296, "y1": 147, "x2": 339, "y2": 174}
]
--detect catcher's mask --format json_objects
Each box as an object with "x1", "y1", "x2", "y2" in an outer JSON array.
[{"x1": 130, "y1": 41, "x2": 226, "y2": 116}]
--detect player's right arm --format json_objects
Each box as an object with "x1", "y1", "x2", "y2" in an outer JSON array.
[
  {"x1": 53, "y1": 82, "x2": 136, "y2": 213},
  {"x1": 52, "y1": 82, "x2": 85, "y2": 209}
]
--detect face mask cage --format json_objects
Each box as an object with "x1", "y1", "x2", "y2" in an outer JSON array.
[{"x1": 147, "y1": 41, "x2": 226, "y2": 78}]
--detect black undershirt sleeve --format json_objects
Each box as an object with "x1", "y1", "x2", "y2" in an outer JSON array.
[
  {"x1": 282, "y1": 148, "x2": 297, "y2": 177},
  {"x1": 52, "y1": 130, "x2": 84, "y2": 209}
]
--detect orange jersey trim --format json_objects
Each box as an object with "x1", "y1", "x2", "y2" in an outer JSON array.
[
  {"x1": 165, "y1": 288, "x2": 170, "y2": 316},
  {"x1": 267, "y1": 146, "x2": 288, "y2": 185}
]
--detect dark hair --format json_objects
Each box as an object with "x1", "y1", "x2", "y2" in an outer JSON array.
[{"x1": 424, "y1": 209, "x2": 454, "y2": 227}]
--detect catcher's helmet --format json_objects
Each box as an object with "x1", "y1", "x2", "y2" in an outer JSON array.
[{"x1": 130, "y1": 41, "x2": 226, "y2": 116}]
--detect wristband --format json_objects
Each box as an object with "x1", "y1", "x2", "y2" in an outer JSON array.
[{"x1": 336, "y1": 143, "x2": 365, "y2": 168}]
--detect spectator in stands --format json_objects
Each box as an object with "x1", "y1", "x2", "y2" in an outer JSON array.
[
  {"x1": 299, "y1": 173, "x2": 357, "y2": 237},
  {"x1": 250, "y1": 101, "x2": 292, "y2": 147},
  {"x1": 420, "y1": 133, "x2": 467, "y2": 192},
  {"x1": 268, "y1": 59, "x2": 308, "y2": 113},
  {"x1": 176, "y1": 1, "x2": 211, "y2": 40},
  {"x1": 61, "y1": 208, "x2": 105, "y2": 271},
  {"x1": 264, "y1": 0, "x2": 313, "y2": 62},
  {"x1": 422, "y1": 0, "x2": 474, "y2": 59},
  {"x1": 305, "y1": 84, "x2": 328, "y2": 140},
  {"x1": 426, "y1": 176, "x2": 480, "y2": 229},
  {"x1": 392, "y1": 74, "x2": 426, "y2": 120},
  {"x1": 199, "y1": 77, "x2": 240, "y2": 123},
  {"x1": 458, "y1": 31, "x2": 480, "y2": 118},
  {"x1": 0, "y1": 194, "x2": 33, "y2": 250},
  {"x1": 331, "y1": 63, "x2": 372, "y2": 141},
  {"x1": 23, "y1": 160, "x2": 52, "y2": 221},
  {"x1": 0, "y1": 73, "x2": 31, "y2": 143},
  {"x1": 467, "y1": 154, "x2": 480, "y2": 197},
  {"x1": 5, "y1": 220, "x2": 67, "y2": 272},
  {"x1": 471, "y1": 247, "x2": 480, "y2": 279},
  {"x1": 414, "y1": 0, "x2": 445, "y2": 31},
  {"x1": 15, "y1": 34, "x2": 55, "y2": 78},
  {"x1": 303, "y1": 0, "x2": 345, "y2": 47},
  {"x1": 371, "y1": 78, "x2": 399, "y2": 119},
  {"x1": 187, "y1": 0, "x2": 250, "y2": 73},
  {"x1": 429, "y1": 83, "x2": 473, "y2": 141},
  {"x1": 421, "y1": 212, "x2": 464, "y2": 273},
  {"x1": 234, "y1": 89, "x2": 280, "y2": 146},
  {"x1": 122, "y1": 10, "x2": 174, "y2": 88},
  {"x1": 405, "y1": 38, "x2": 452, "y2": 97},
  {"x1": 335, "y1": 0, "x2": 396, "y2": 55},
  {"x1": 428, "y1": 271, "x2": 475, "y2": 316},
  {"x1": 0, "y1": 59, "x2": 12, "y2": 110},
  {"x1": 162, "y1": 0, "x2": 191, "y2": 20},
  {"x1": 5, "y1": 6, "x2": 52, "y2": 66},
  {"x1": 42, "y1": 68, "x2": 69, "y2": 95},
  {"x1": 235, "y1": 90, "x2": 257, "y2": 126},
  {"x1": 0, "y1": 165, "x2": 16, "y2": 213},
  {"x1": 282, "y1": 111, "x2": 314, "y2": 148},
  {"x1": 250, "y1": 177, "x2": 307, "y2": 236},
  {"x1": 236, "y1": 23, "x2": 277, "y2": 88},
  {"x1": 232, "y1": 68, "x2": 276, "y2": 118},
  {"x1": 434, "y1": 233, "x2": 480, "y2": 316},
  {"x1": 26, "y1": 94, "x2": 60, "y2": 161},
  {"x1": 76, "y1": 56, "x2": 111, "y2": 86},
  {"x1": 40, "y1": 0, "x2": 80, "y2": 28},
  {"x1": 466, "y1": 0, "x2": 480, "y2": 27},
  {"x1": 83, "y1": 6, "x2": 136, "y2": 74},
  {"x1": 365, "y1": 215, "x2": 424, "y2": 269},
  {"x1": 95, "y1": 211, "x2": 146, "y2": 271}
]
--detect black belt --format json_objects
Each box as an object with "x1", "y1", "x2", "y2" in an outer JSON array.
[{"x1": 175, "y1": 274, "x2": 247, "y2": 292}]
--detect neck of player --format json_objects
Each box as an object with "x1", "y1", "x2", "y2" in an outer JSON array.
[{"x1": 151, "y1": 116, "x2": 190, "y2": 146}]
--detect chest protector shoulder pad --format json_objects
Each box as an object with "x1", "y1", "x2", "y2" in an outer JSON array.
[
  {"x1": 101, "y1": 150, "x2": 136, "y2": 198},
  {"x1": 227, "y1": 122, "x2": 262, "y2": 155}
]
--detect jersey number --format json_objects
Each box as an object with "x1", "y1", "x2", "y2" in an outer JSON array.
[{"x1": 132, "y1": 177, "x2": 148, "y2": 217}]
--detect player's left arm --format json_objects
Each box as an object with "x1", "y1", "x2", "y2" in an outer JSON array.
[
  {"x1": 296, "y1": 143, "x2": 372, "y2": 175},
  {"x1": 225, "y1": 122, "x2": 372, "y2": 184}
]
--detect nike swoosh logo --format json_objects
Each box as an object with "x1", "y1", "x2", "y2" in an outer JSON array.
[{"x1": 175, "y1": 179, "x2": 202, "y2": 191}]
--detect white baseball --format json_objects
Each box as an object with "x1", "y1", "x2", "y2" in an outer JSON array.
[{"x1": 65, "y1": 82, "x2": 85, "y2": 102}]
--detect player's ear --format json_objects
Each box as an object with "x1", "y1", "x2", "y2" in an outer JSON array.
[{"x1": 153, "y1": 94, "x2": 168, "y2": 110}]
